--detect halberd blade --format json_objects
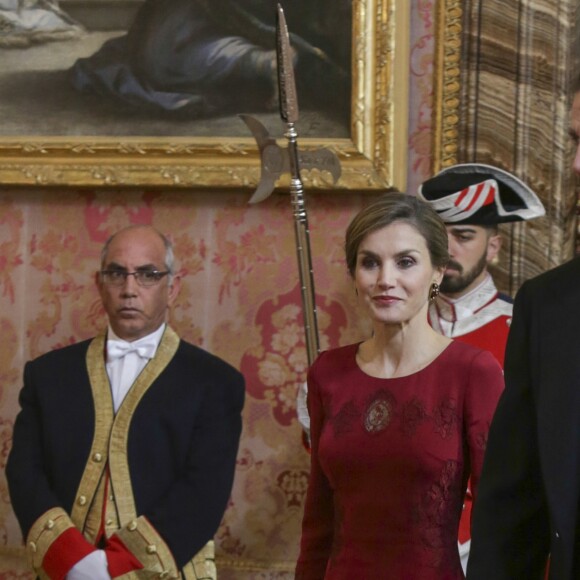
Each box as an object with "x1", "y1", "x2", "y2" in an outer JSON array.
[{"x1": 276, "y1": 4, "x2": 299, "y2": 124}]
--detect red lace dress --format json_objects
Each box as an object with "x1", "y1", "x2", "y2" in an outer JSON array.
[{"x1": 295, "y1": 341, "x2": 504, "y2": 580}]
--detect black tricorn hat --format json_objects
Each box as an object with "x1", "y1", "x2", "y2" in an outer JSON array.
[{"x1": 417, "y1": 163, "x2": 545, "y2": 225}]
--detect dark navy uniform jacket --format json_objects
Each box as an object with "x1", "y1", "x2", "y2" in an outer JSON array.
[{"x1": 7, "y1": 327, "x2": 245, "y2": 573}]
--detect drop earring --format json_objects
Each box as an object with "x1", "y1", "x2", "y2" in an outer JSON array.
[{"x1": 429, "y1": 282, "x2": 440, "y2": 302}]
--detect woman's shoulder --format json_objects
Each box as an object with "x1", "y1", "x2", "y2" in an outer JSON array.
[
  {"x1": 440, "y1": 340, "x2": 502, "y2": 371},
  {"x1": 434, "y1": 342, "x2": 504, "y2": 405},
  {"x1": 311, "y1": 343, "x2": 360, "y2": 373}
]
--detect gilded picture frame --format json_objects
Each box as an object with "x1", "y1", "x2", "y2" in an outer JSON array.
[
  {"x1": 432, "y1": 0, "x2": 462, "y2": 174},
  {"x1": 0, "y1": 0, "x2": 458, "y2": 190}
]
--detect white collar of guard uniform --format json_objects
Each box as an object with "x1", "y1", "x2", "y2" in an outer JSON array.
[
  {"x1": 429, "y1": 274, "x2": 513, "y2": 338},
  {"x1": 436, "y1": 274, "x2": 498, "y2": 322}
]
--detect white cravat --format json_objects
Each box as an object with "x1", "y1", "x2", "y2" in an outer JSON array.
[
  {"x1": 107, "y1": 340, "x2": 157, "y2": 361},
  {"x1": 67, "y1": 550, "x2": 110, "y2": 580},
  {"x1": 105, "y1": 324, "x2": 165, "y2": 412}
]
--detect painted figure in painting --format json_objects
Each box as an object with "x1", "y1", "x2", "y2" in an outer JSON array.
[
  {"x1": 69, "y1": 0, "x2": 351, "y2": 122},
  {"x1": 6, "y1": 225, "x2": 245, "y2": 579},
  {"x1": 295, "y1": 192, "x2": 504, "y2": 578},
  {"x1": 0, "y1": 0, "x2": 82, "y2": 47}
]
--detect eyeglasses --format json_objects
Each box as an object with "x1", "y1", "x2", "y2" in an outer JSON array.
[{"x1": 100, "y1": 270, "x2": 170, "y2": 287}]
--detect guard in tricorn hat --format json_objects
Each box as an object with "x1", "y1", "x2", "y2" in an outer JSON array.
[
  {"x1": 417, "y1": 162, "x2": 545, "y2": 364},
  {"x1": 417, "y1": 162, "x2": 545, "y2": 572}
]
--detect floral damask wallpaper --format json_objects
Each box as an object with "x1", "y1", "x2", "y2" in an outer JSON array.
[{"x1": 0, "y1": 4, "x2": 435, "y2": 578}]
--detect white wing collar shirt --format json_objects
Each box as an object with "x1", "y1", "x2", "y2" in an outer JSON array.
[{"x1": 105, "y1": 323, "x2": 165, "y2": 413}]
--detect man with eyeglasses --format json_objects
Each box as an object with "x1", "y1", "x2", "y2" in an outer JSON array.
[{"x1": 6, "y1": 225, "x2": 245, "y2": 580}]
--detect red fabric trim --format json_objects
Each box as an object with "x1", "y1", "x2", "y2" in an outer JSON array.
[
  {"x1": 471, "y1": 291, "x2": 500, "y2": 314},
  {"x1": 42, "y1": 527, "x2": 96, "y2": 580},
  {"x1": 301, "y1": 429, "x2": 311, "y2": 453},
  {"x1": 456, "y1": 185, "x2": 471, "y2": 206},
  {"x1": 94, "y1": 472, "x2": 110, "y2": 546},
  {"x1": 464, "y1": 182, "x2": 486, "y2": 211},
  {"x1": 105, "y1": 534, "x2": 144, "y2": 578},
  {"x1": 483, "y1": 186, "x2": 496, "y2": 206},
  {"x1": 458, "y1": 483, "x2": 473, "y2": 544},
  {"x1": 455, "y1": 181, "x2": 497, "y2": 213}
]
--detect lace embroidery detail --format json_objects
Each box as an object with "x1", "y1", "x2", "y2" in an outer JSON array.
[
  {"x1": 415, "y1": 460, "x2": 462, "y2": 569},
  {"x1": 433, "y1": 397, "x2": 459, "y2": 439},
  {"x1": 400, "y1": 397, "x2": 427, "y2": 436},
  {"x1": 475, "y1": 423, "x2": 489, "y2": 450},
  {"x1": 330, "y1": 401, "x2": 359, "y2": 437},
  {"x1": 363, "y1": 389, "x2": 397, "y2": 434}
]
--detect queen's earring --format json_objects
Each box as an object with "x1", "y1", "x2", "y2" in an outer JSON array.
[{"x1": 429, "y1": 282, "x2": 440, "y2": 302}]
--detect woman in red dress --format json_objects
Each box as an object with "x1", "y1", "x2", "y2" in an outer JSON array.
[{"x1": 295, "y1": 193, "x2": 504, "y2": 579}]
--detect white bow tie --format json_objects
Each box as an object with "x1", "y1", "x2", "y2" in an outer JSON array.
[{"x1": 107, "y1": 339, "x2": 157, "y2": 362}]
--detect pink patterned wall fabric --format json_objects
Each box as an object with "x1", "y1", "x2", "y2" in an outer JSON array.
[
  {"x1": 0, "y1": 5, "x2": 435, "y2": 578},
  {"x1": 408, "y1": 0, "x2": 436, "y2": 194}
]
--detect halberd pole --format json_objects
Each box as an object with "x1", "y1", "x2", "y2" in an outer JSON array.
[{"x1": 275, "y1": 3, "x2": 320, "y2": 365}]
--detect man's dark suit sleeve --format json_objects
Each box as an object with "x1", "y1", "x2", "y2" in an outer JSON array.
[
  {"x1": 467, "y1": 281, "x2": 550, "y2": 579},
  {"x1": 6, "y1": 357, "x2": 99, "y2": 578},
  {"x1": 7, "y1": 341, "x2": 246, "y2": 577},
  {"x1": 8, "y1": 360, "x2": 67, "y2": 531}
]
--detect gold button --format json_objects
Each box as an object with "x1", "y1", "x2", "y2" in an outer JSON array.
[
  {"x1": 93, "y1": 452, "x2": 103, "y2": 462},
  {"x1": 127, "y1": 520, "x2": 138, "y2": 531},
  {"x1": 146, "y1": 544, "x2": 157, "y2": 554},
  {"x1": 109, "y1": 495, "x2": 115, "y2": 501},
  {"x1": 29, "y1": 541, "x2": 37, "y2": 553},
  {"x1": 45, "y1": 519, "x2": 55, "y2": 530},
  {"x1": 78, "y1": 495, "x2": 87, "y2": 506},
  {"x1": 106, "y1": 518, "x2": 114, "y2": 526},
  {"x1": 159, "y1": 572, "x2": 169, "y2": 579}
]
